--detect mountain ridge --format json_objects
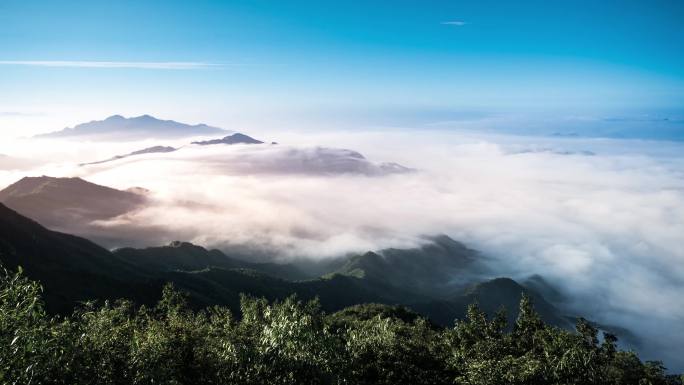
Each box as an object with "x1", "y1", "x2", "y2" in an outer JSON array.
[
  {"x1": 80, "y1": 145, "x2": 178, "y2": 166},
  {"x1": 0, "y1": 199, "x2": 597, "y2": 335},
  {"x1": 36, "y1": 114, "x2": 229, "y2": 140},
  {"x1": 192, "y1": 132, "x2": 264, "y2": 145},
  {"x1": 0, "y1": 202, "x2": 159, "y2": 313},
  {"x1": 0, "y1": 176, "x2": 147, "y2": 231}
]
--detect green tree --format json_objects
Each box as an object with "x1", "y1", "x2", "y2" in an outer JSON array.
[
  {"x1": 0, "y1": 267, "x2": 73, "y2": 384},
  {"x1": 0, "y1": 267, "x2": 676, "y2": 385}
]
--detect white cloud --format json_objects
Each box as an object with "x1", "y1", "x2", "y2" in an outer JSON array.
[
  {"x1": 1, "y1": 130, "x2": 683, "y2": 369},
  {"x1": 441, "y1": 21, "x2": 467, "y2": 26},
  {"x1": 0, "y1": 61, "x2": 221, "y2": 70}
]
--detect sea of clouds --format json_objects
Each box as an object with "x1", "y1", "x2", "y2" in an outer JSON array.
[{"x1": 1, "y1": 129, "x2": 683, "y2": 369}]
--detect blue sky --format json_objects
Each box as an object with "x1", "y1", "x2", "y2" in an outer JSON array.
[{"x1": 0, "y1": 0, "x2": 683, "y2": 135}]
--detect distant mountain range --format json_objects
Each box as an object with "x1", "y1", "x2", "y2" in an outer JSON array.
[
  {"x1": 30, "y1": 114, "x2": 412, "y2": 175},
  {"x1": 77, "y1": 143, "x2": 410, "y2": 177},
  {"x1": 80, "y1": 145, "x2": 178, "y2": 166},
  {"x1": 0, "y1": 176, "x2": 146, "y2": 231},
  {"x1": 36, "y1": 114, "x2": 229, "y2": 140},
  {"x1": 80, "y1": 133, "x2": 265, "y2": 166}
]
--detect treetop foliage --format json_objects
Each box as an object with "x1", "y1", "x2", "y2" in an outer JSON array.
[{"x1": 1, "y1": 268, "x2": 680, "y2": 385}]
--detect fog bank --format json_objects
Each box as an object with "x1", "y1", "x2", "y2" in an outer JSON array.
[{"x1": 1, "y1": 130, "x2": 683, "y2": 369}]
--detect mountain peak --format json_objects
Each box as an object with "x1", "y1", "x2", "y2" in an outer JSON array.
[
  {"x1": 134, "y1": 114, "x2": 156, "y2": 121},
  {"x1": 0, "y1": 176, "x2": 147, "y2": 231},
  {"x1": 36, "y1": 115, "x2": 229, "y2": 140},
  {"x1": 168, "y1": 240, "x2": 203, "y2": 249},
  {"x1": 2, "y1": 176, "x2": 84, "y2": 197},
  {"x1": 0, "y1": 176, "x2": 142, "y2": 198},
  {"x1": 192, "y1": 132, "x2": 264, "y2": 146}
]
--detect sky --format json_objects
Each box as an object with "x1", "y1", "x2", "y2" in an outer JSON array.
[{"x1": 1, "y1": 0, "x2": 683, "y2": 137}]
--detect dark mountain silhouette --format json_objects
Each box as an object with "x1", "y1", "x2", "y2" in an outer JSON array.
[
  {"x1": 523, "y1": 274, "x2": 569, "y2": 304},
  {"x1": 36, "y1": 114, "x2": 228, "y2": 140},
  {"x1": 0, "y1": 176, "x2": 146, "y2": 230},
  {"x1": 0, "y1": 203, "x2": 420, "y2": 313},
  {"x1": 191, "y1": 133, "x2": 264, "y2": 145},
  {"x1": 0, "y1": 203, "x2": 159, "y2": 313},
  {"x1": 334, "y1": 235, "x2": 477, "y2": 297},
  {"x1": 0, "y1": 202, "x2": 590, "y2": 333},
  {"x1": 80, "y1": 145, "x2": 177, "y2": 166},
  {"x1": 409, "y1": 277, "x2": 573, "y2": 328},
  {"x1": 141, "y1": 241, "x2": 574, "y2": 328},
  {"x1": 130, "y1": 145, "x2": 176, "y2": 155}
]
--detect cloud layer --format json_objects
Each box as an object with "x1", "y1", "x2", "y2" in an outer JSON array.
[{"x1": 1, "y1": 130, "x2": 683, "y2": 369}]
